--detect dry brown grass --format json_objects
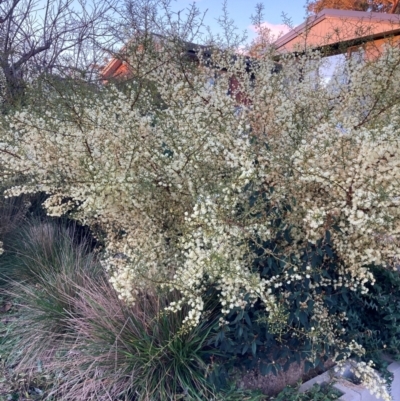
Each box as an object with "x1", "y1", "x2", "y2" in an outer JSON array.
[{"x1": 48, "y1": 281, "x2": 219, "y2": 401}]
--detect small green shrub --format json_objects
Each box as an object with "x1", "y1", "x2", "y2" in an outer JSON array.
[{"x1": 271, "y1": 383, "x2": 342, "y2": 401}]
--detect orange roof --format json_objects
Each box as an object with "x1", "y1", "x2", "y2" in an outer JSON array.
[
  {"x1": 274, "y1": 8, "x2": 400, "y2": 53},
  {"x1": 100, "y1": 35, "x2": 205, "y2": 81}
]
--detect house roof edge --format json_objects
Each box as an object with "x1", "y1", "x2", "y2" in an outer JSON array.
[{"x1": 273, "y1": 8, "x2": 400, "y2": 50}]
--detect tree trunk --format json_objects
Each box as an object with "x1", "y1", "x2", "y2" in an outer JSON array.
[{"x1": 1, "y1": 64, "x2": 26, "y2": 107}]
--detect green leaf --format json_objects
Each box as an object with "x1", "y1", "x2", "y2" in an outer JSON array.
[
  {"x1": 332, "y1": 224, "x2": 342, "y2": 233},
  {"x1": 325, "y1": 246, "x2": 333, "y2": 258},
  {"x1": 342, "y1": 291, "x2": 349, "y2": 304},
  {"x1": 305, "y1": 360, "x2": 314, "y2": 372},
  {"x1": 299, "y1": 311, "x2": 308, "y2": 327},
  {"x1": 251, "y1": 341, "x2": 257, "y2": 356},
  {"x1": 325, "y1": 230, "x2": 331, "y2": 244},
  {"x1": 260, "y1": 362, "x2": 270, "y2": 375},
  {"x1": 244, "y1": 313, "x2": 252, "y2": 328}
]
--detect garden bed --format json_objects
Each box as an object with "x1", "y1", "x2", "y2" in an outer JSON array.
[{"x1": 238, "y1": 359, "x2": 336, "y2": 396}]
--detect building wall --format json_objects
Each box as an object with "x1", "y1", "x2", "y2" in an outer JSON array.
[
  {"x1": 276, "y1": 13, "x2": 400, "y2": 54},
  {"x1": 347, "y1": 35, "x2": 400, "y2": 61}
]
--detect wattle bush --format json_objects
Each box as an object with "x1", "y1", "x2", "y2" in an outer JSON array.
[{"x1": 1, "y1": 34, "x2": 400, "y2": 399}]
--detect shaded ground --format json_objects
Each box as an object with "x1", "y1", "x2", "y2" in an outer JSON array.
[{"x1": 238, "y1": 359, "x2": 336, "y2": 396}]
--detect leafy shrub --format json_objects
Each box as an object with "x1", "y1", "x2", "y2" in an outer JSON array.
[
  {"x1": 208, "y1": 217, "x2": 400, "y2": 385},
  {"x1": 272, "y1": 383, "x2": 342, "y2": 401},
  {"x1": 4, "y1": 41, "x2": 400, "y2": 330}
]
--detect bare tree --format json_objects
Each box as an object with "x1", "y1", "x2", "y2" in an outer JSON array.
[
  {"x1": 0, "y1": 0, "x2": 117, "y2": 104},
  {"x1": 111, "y1": 0, "x2": 209, "y2": 48}
]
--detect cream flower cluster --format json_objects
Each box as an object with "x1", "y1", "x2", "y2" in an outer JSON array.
[{"x1": 335, "y1": 356, "x2": 392, "y2": 401}]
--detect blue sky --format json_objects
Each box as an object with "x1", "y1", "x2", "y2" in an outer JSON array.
[{"x1": 172, "y1": 0, "x2": 308, "y2": 42}]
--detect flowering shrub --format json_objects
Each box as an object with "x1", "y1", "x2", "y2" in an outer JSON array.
[
  {"x1": 1, "y1": 36, "x2": 400, "y2": 397},
  {"x1": 335, "y1": 359, "x2": 391, "y2": 401}
]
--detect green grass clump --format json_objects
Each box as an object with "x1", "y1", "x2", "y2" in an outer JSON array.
[
  {"x1": 0, "y1": 219, "x2": 102, "y2": 375},
  {"x1": 0, "y1": 218, "x2": 99, "y2": 283},
  {"x1": 50, "y1": 282, "x2": 222, "y2": 401}
]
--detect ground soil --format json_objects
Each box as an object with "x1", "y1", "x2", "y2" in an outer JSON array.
[{"x1": 238, "y1": 359, "x2": 336, "y2": 396}]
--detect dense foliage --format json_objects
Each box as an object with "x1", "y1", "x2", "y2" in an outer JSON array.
[{"x1": 208, "y1": 229, "x2": 400, "y2": 392}]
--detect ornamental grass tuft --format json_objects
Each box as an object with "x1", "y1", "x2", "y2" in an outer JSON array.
[
  {"x1": 50, "y1": 283, "x2": 222, "y2": 401},
  {"x1": 1, "y1": 219, "x2": 102, "y2": 375}
]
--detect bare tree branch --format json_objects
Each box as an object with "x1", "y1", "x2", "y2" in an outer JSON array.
[
  {"x1": 13, "y1": 41, "x2": 52, "y2": 70},
  {"x1": 0, "y1": 0, "x2": 19, "y2": 24},
  {"x1": 0, "y1": 0, "x2": 119, "y2": 104}
]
